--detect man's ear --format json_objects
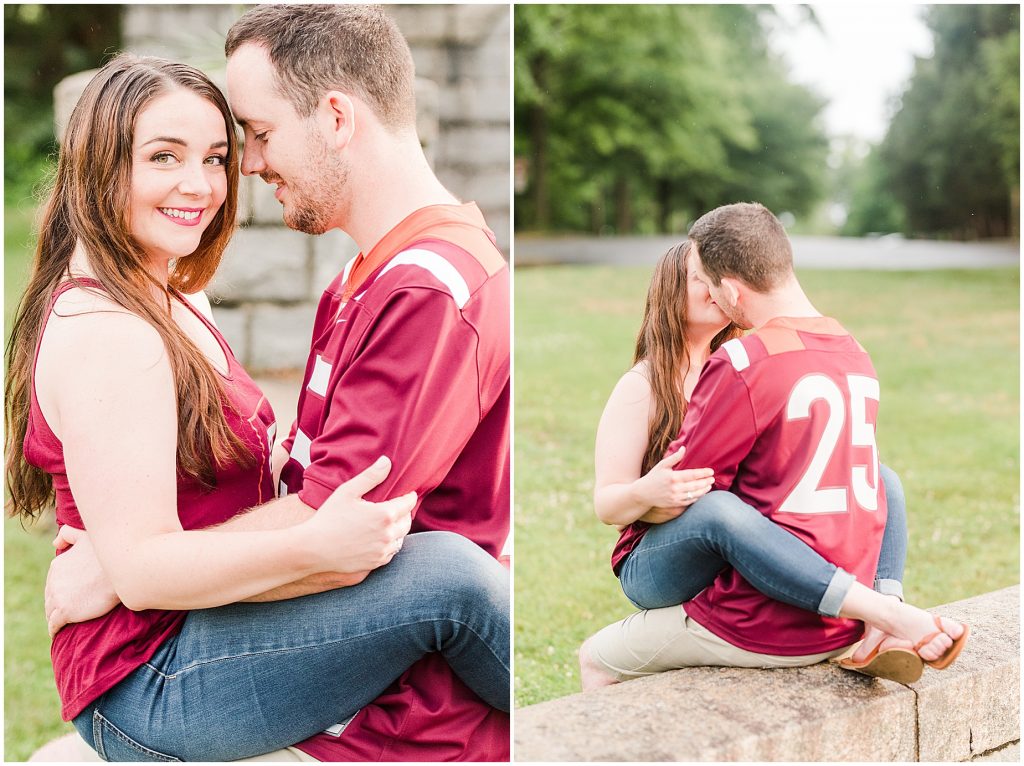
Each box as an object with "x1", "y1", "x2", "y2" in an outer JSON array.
[
  {"x1": 321, "y1": 90, "x2": 356, "y2": 150},
  {"x1": 719, "y1": 277, "x2": 742, "y2": 308}
]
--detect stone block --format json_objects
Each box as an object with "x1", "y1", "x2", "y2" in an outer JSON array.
[
  {"x1": 439, "y1": 77, "x2": 510, "y2": 125},
  {"x1": 972, "y1": 741, "x2": 1020, "y2": 762},
  {"x1": 515, "y1": 587, "x2": 1021, "y2": 762},
  {"x1": 450, "y1": 19, "x2": 510, "y2": 77},
  {"x1": 438, "y1": 167, "x2": 510, "y2": 211},
  {"x1": 311, "y1": 229, "x2": 358, "y2": 295},
  {"x1": 914, "y1": 586, "x2": 1020, "y2": 761},
  {"x1": 208, "y1": 303, "x2": 249, "y2": 363},
  {"x1": 451, "y1": 4, "x2": 509, "y2": 45},
  {"x1": 124, "y1": 5, "x2": 236, "y2": 60},
  {"x1": 248, "y1": 304, "x2": 317, "y2": 372},
  {"x1": 437, "y1": 126, "x2": 509, "y2": 169},
  {"x1": 484, "y1": 211, "x2": 510, "y2": 256},
  {"x1": 415, "y1": 77, "x2": 440, "y2": 147},
  {"x1": 209, "y1": 227, "x2": 312, "y2": 302},
  {"x1": 409, "y1": 46, "x2": 448, "y2": 86},
  {"x1": 389, "y1": 5, "x2": 453, "y2": 44},
  {"x1": 54, "y1": 70, "x2": 97, "y2": 140},
  {"x1": 236, "y1": 173, "x2": 255, "y2": 225},
  {"x1": 514, "y1": 662, "x2": 916, "y2": 761},
  {"x1": 249, "y1": 176, "x2": 287, "y2": 226}
]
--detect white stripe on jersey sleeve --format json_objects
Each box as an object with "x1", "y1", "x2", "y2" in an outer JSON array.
[
  {"x1": 722, "y1": 338, "x2": 750, "y2": 371},
  {"x1": 307, "y1": 355, "x2": 332, "y2": 397},
  {"x1": 279, "y1": 480, "x2": 288, "y2": 497},
  {"x1": 290, "y1": 428, "x2": 312, "y2": 469},
  {"x1": 378, "y1": 248, "x2": 470, "y2": 308}
]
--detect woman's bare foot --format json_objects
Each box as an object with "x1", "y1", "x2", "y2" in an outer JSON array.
[
  {"x1": 579, "y1": 636, "x2": 619, "y2": 691},
  {"x1": 849, "y1": 623, "x2": 914, "y2": 663},
  {"x1": 870, "y1": 599, "x2": 964, "y2": 662},
  {"x1": 840, "y1": 583, "x2": 965, "y2": 663}
]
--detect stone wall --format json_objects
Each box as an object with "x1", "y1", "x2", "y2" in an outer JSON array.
[
  {"x1": 55, "y1": 4, "x2": 509, "y2": 371},
  {"x1": 515, "y1": 586, "x2": 1021, "y2": 762}
]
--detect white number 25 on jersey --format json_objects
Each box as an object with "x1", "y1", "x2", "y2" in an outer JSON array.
[{"x1": 778, "y1": 374, "x2": 880, "y2": 514}]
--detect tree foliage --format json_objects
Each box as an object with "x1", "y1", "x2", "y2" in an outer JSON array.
[
  {"x1": 4, "y1": 4, "x2": 122, "y2": 201},
  {"x1": 514, "y1": 4, "x2": 829, "y2": 234},
  {"x1": 848, "y1": 4, "x2": 1019, "y2": 239}
]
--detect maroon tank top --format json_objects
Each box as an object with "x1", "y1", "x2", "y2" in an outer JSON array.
[{"x1": 24, "y1": 278, "x2": 276, "y2": 720}]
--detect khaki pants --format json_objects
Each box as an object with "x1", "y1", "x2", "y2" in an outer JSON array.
[
  {"x1": 587, "y1": 605, "x2": 854, "y2": 681},
  {"x1": 30, "y1": 732, "x2": 317, "y2": 762}
]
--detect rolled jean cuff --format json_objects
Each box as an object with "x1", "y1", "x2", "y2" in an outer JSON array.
[
  {"x1": 817, "y1": 567, "x2": 856, "y2": 618},
  {"x1": 874, "y1": 578, "x2": 904, "y2": 601}
]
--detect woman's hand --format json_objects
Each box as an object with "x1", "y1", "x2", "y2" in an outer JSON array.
[
  {"x1": 303, "y1": 456, "x2": 417, "y2": 573},
  {"x1": 630, "y1": 446, "x2": 715, "y2": 512},
  {"x1": 45, "y1": 527, "x2": 121, "y2": 637}
]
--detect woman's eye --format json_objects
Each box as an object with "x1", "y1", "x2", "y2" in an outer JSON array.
[
  {"x1": 152, "y1": 152, "x2": 176, "y2": 164},
  {"x1": 205, "y1": 155, "x2": 227, "y2": 166},
  {"x1": 255, "y1": 132, "x2": 269, "y2": 143}
]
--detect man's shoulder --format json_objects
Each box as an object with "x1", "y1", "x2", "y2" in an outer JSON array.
[
  {"x1": 714, "y1": 317, "x2": 866, "y2": 373},
  {"x1": 358, "y1": 238, "x2": 506, "y2": 311}
]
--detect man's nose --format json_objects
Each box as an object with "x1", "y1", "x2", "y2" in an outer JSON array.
[{"x1": 240, "y1": 141, "x2": 265, "y2": 177}]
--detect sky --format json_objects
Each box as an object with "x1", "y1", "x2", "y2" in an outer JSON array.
[{"x1": 767, "y1": 3, "x2": 935, "y2": 146}]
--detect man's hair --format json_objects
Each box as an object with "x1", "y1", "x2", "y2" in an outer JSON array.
[
  {"x1": 687, "y1": 202, "x2": 793, "y2": 291},
  {"x1": 225, "y1": 4, "x2": 416, "y2": 130}
]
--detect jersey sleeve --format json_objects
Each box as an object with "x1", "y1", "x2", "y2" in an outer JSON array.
[
  {"x1": 668, "y1": 356, "x2": 758, "y2": 490},
  {"x1": 298, "y1": 285, "x2": 481, "y2": 510}
]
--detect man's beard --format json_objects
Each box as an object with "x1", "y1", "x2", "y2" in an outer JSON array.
[{"x1": 274, "y1": 125, "x2": 350, "y2": 236}]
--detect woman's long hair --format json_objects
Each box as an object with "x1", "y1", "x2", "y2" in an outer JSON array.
[
  {"x1": 633, "y1": 241, "x2": 742, "y2": 474},
  {"x1": 6, "y1": 53, "x2": 249, "y2": 520}
]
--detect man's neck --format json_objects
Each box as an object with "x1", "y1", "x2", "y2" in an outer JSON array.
[
  {"x1": 746, "y1": 277, "x2": 822, "y2": 330},
  {"x1": 341, "y1": 134, "x2": 460, "y2": 254}
]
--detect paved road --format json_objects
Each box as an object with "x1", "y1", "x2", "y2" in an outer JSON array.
[{"x1": 515, "y1": 234, "x2": 1019, "y2": 270}]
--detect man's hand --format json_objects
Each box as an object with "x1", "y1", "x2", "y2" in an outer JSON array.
[
  {"x1": 242, "y1": 570, "x2": 371, "y2": 602},
  {"x1": 45, "y1": 527, "x2": 120, "y2": 637},
  {"x1": 635, "y1": 505, "x2": 687, "y2": 525}
]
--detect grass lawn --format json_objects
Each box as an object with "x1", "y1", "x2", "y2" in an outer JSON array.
[
  {"x1": 5, "y1": 203, "x2": 73, "y2": 760},
  {"x1": 513, "y1": 264, "x2": 1020, "y2": 707}
]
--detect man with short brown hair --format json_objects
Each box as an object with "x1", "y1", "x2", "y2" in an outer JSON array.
[{"x1": 222, "y1": 4, "x2": 511, "y2": 760}]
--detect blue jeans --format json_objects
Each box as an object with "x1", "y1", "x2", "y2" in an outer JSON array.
[
  {"x1": 72, "y1": 531, "x2": 509, "y2": 762},
  {"x1": 619, "y1": 464, "x2": 908, "y2": 617}
]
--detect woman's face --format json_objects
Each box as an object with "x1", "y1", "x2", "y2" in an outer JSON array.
[
  {"x1": 684, "y1": 248, "x2": 730, "y2": 331},
  {"x1": 129, "y1": 89, "x2": 229, "y2": 268}
]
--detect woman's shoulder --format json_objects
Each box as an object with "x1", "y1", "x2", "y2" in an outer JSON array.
[
  {"x1": 606, "y1": 361, "x2": 653, "y2": 409},
  {"x1": 618, "y1": 361, "x2": 652, "y2": 392},
  {"x1": 45, "y1": 287, "x2": 164, "y2": 364}
]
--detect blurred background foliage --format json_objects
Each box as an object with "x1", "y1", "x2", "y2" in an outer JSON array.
[
  {"x1": 4, "y1": 4, "x2": 123, "y2": 205},
  {"x1": 514, "y1": 4, "x2": 1019, "y2": 240}
]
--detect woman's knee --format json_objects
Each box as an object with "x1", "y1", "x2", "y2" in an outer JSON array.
[
  {"x1": 402, "y1": 531, "x2": 508, "y2": 614},
  {"x1": 679, "y1": 490, "x2": 761, "y2": 537}
]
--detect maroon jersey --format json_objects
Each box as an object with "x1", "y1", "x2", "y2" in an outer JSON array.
[
  {"x1": 613, "y1": 317, "x2": 887, "y2": 656},
  {"x1": 25, "y1": 279, "x2": 276, "y2": 721},
  {"x1": 281, "y1": 203, "x2": 511, "y2": 761}
]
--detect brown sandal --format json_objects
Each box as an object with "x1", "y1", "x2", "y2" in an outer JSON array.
[
  {"x1": 914, "y1": 615, "x2": 970, "y2": 670},
  {"x1": 838, "y1": 640, "x2": 924, "y2": 684}
]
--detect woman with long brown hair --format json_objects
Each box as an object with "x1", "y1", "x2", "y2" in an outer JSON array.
[
  {"x1": 582, "y1": 242, "x2": 963, "y2": 687},
  {"x1": 5, "y1": 54, "x2": 508, "y2": 762}
]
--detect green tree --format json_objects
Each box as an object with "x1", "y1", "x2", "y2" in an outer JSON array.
[
  {"x1": 514, "y1": 4, "x2": 828, "y2": 234},
  {"x1": 880, "y1": 4, "x2": 1019, "y2": 239},
  {"x1": 4, "y1": 4, "x2": 122, "y2": 202},
  {"x1": 842, "y1": 146, "x2": 905, "y2": 236}
]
